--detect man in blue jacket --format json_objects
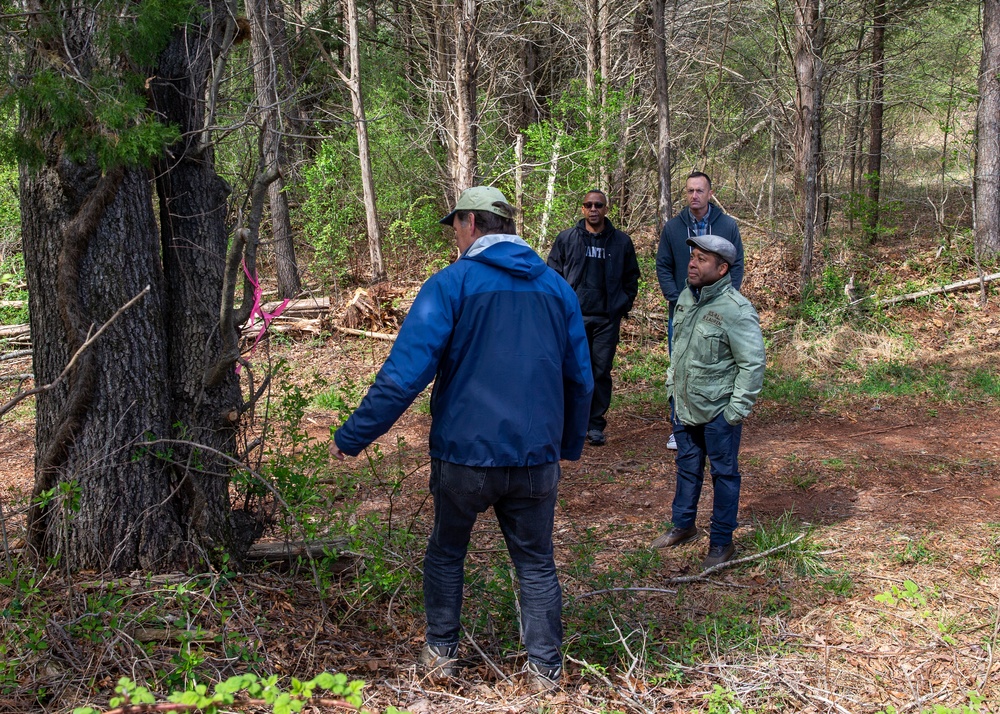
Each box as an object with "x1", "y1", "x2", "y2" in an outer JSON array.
[
  {"x1": 332, "y1": 186, "x2": 593, "y2": 692},
  {"x1": 547, "y1": 190, "x2": 640, "y2": 447},
  {"x1": 656, "y1": 171, "x2": 745, "y2": 450}
]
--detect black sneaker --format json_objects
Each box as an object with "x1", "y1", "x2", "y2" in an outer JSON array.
[
  {"x1": 701, "y1": 543, "x2": 736, "y2": 570},
  {"x1": 418, "y1": 643, "x2": 458, "y2": 678},
  {"x1": 524, "y1": 660, "x2": 562, "y2": 692},
  {"x1": 586, "y1": 429, "x2": 606, "y2": 446}
]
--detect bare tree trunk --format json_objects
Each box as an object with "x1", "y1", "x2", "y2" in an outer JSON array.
[
  {"x1": 652, "y1": 0, "x2": 673, "y2": 228},
  {"x1": 792, "y1": 0, "x2": 818, "y2": 195},
  {"x1": 793, "y1": 0, "x2": 825, "y2": 289},
  {"x1": 515, "y1": 133, "x2": 525, "y2": 236},
  {"x1": 452, "y1": 0, "x2": 479, "y2": 192},
  {"x1": 847, "y1": 23, "x2": 867, "y2": 231},
  {"x1": 520, "y1": 3, "x2": 539, "y2": 127},
  {"x1": 585, "y1": 0, "x2": 599, "y2": 99},
  {"x1": 342, "y1": 0, "x2": 386, "y2": 280},
  {"x1": 976, "y1": 0, "x2": 1000, "y2": 259},
  {"x1": 538, "y1": 132, "x2": 562, "y2": 250},
  {"x1": 248, "y1": 0, "x2": 303, "y2": 298},
  {"x1": 420, "y1": 0, "x2": 456, "y2": 201},
  {"x1": 864, "y1": 0, "x2": 887, "y2": 242},
  {"x1": 598, "y1": 0, "x2": 610, "y2": 189}
]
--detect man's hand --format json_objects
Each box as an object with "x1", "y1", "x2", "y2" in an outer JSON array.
[{"x1": 329, "y1": 442, "x2": 347, "y2": 461}]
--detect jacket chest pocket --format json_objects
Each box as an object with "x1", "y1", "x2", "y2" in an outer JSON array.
[{"x1": 694, "y1": 321, "x2": 726, "y2": 363}]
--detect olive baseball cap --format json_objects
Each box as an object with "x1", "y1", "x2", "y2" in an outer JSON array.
[
  {"x1": 686, "y1": 234, "x2": 737, "y2": 266},
  {"x1": 440, "y1": 186, "x2": 514, "y2": 226}
]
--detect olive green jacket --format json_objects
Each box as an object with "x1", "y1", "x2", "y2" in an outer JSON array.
[{"x1": 667, "y1": 274, "x2": 765, "y2": 426}]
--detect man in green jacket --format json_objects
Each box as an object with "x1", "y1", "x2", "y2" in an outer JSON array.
[{"x1": 651, "y1": 234, "x2": 765, "y2": 570}]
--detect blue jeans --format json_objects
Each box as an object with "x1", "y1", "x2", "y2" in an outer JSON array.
[
  {"x1": 424, "y1": 459, "x2": 563, "y2": 669},
  {"x1": 671, "y1": 411, "x2": 742, "y2": 547}
]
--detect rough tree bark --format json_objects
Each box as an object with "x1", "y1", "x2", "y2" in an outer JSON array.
[
  {"x1": 22, "y1": 1, "x2": 256, "y2": 572},
  {"x1": 976, "y1": 0, "x2": 1000, "y2": 260},
  {"x1": 792, "y1": 0, "x2": 825, "y2": 289}
]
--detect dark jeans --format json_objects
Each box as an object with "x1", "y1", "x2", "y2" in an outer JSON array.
[
  {"x1": 671, "y1": 411, "x2": 743, "y2": 547},
  {"x1": 424, "y1": 459, "x2": 563, "y2": 669},
  {"x1": 583, "y1": 315, "x2": 621, "y2": 432}
]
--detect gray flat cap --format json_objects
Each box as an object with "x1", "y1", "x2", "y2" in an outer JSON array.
[{"x1": 686, "y1": 234, "x2": 737, "y2": 265}]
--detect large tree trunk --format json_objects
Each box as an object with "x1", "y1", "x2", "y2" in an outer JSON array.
[
  {"x1": 22, "y1": 0, "x2": 257, "y2": 573},
  {"x1": 22, "y1": 158, "x2": 183, "y2": 570},
  {"x1": 652, "y1": 0, "x2": 673, "y2": 228},
  {"x1": 249, "y1": 0, "x2": 303, "y2": 298},
  {"x1": 976, "y1": 0, "x2": 1000, "y2": 260},
  {"x1": 864, "y1": 0, "x2": 887, "y2": 242}
]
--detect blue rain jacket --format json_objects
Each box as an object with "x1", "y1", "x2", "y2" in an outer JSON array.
[{"x1": 334, "y1": 234, "x2": 594, "y2": 466}]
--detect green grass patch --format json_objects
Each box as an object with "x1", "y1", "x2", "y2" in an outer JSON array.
[
  {"x1": 855, "y1": 360, "x2": 954, "y2": 399},
  {"x1": 616, "y1": 349, "x2": 670, "y2": 387},
  {"x1": 748, "y1": 514, "x2": 826, "y2": 576},
  {"x1": 761, "y1": 371, "x2": 819, "y2": 408},
  {"x1": 966, "y1": 368, "x2": 1000, "y2": 400}
]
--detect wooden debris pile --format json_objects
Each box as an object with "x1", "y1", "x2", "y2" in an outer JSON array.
[
  {"x1": 334, "y1": 283, "x2": 404, "y2": 339},
  {"x1": 242, "y1": 296, "x2": 330, "y2": 339}
]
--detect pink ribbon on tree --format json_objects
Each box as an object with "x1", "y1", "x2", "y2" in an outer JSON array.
[{"x1": 236, "y1": 258, "x2": 290, "y2": 374}]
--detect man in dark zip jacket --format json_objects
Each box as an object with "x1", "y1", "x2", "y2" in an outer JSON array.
[
  {"x1": 547, "y1": 189, "x2": 640, "y2": 447},
  {"x1": 332, "y1": 186, "x2": 593, "y2": 691},
  {"x1": 655, "y1": 171, "x2": 745, "y2": 450}
]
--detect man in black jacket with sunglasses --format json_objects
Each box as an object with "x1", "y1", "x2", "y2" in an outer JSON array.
[{"x1": 548, "y1": 189, "x2": 640, "y2": 447}]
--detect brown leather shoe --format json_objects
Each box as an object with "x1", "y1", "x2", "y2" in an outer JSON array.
[
  {"x1": 651, "y1": 525, "x2": 699, "y2": 549},
  {"x1": 701, "y1": 543, "x2": 736, "y2": 570}
]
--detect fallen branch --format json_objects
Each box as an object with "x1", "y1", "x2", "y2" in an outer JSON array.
[
  {"x1": 572, "y1": 586, "x2": 678, "y2": 601},
  {"x1": 0, "y1": 350, "x2": 31, "y2": 362},
  {"x1": 0, "y1": 324, "x2": 29, "y2": 338},
  {"x1": 332, "y1": 324, "x2": 397, "y2": 341},
  {"x1": 565, "y1": 654, "x2": 655, "y2": 714},
  {"x1": 878, "y1": 272, "x2": 1000, "y2": 306},
  {"x1": 261, "y1": 296, "x2": 329, "y2": 315},
  {"x1": 666, "y1": 533, "x2": 806, "y2": 583},
  {"x1": 244, "y1": 539, "x2": 349, "y2": 563},
  {"x1": 463, "y1": 626, "x2": 509, "y2": 682}
]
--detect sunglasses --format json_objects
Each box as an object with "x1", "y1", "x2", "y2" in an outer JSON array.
[{"x1": 583, "y1": 202, "x2": 605, "y2": 209}]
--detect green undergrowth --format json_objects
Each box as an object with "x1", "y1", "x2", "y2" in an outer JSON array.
[{"x1": 760, "y1": 358, "x2": 1000, "y2": 415}]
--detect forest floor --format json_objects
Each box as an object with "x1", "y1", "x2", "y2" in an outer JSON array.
[{"x1": 1, "y1": 226, "x2": 1000, "y2": 713}]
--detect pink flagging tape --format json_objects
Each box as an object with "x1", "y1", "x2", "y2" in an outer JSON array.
[{"x1": 235, "y1": 257, "x2": 290, "y2": 374}]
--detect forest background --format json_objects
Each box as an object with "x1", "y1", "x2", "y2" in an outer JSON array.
[{"x1": 1, "y1": 0, "x2": 999, "y2": 712}]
